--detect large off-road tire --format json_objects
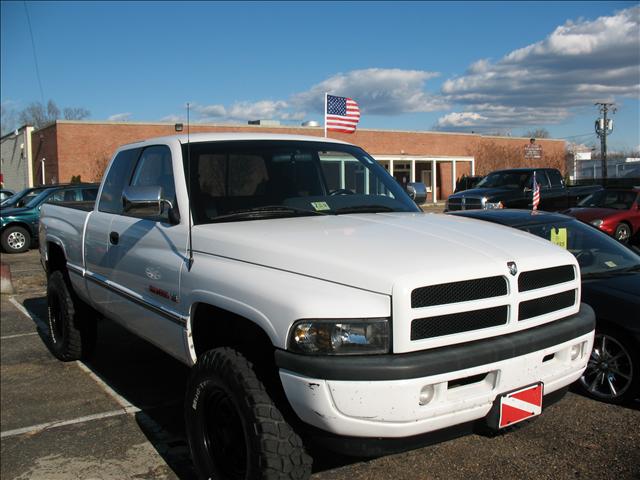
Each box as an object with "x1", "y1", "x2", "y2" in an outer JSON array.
[
  {"x1": 1, "y1": 225, "x2": 31, "y2": 253},
  {"x1": 46, "y1": 270, "x2": 96, "y2": 361},
  {"x1": 185, "y1": 347, "x2": 312, "y2": 480}
]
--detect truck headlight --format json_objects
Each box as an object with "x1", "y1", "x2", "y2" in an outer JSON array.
[
  {"x1": 288, "y1": 318, "x2": 390, "y2": 355},
  {"x1": 590, "y1": 219, "x2": 603, "y2": 227},
  {"x1": 483, "y1": 199, "x2": 504, "y2": 209}
]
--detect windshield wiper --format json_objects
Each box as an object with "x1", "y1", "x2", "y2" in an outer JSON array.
[
  {"x1": 334, "y1": 205, "x2": 397, "y2": 215},
  {"x1": 209, "y1": 205, "x2": 329, "y2": 223}
]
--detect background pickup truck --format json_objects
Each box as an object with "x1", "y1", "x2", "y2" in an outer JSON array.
[
  {"x1": 39, "y1": 133, "x2": 595, "y2": 480},
  {"x1": 446, "y1": 168, "x2": 601, "y2": 212}
]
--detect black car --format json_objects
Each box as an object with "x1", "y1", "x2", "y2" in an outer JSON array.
[
  {"x1": 446, "y1": 168, "x2": 601, "y2": 212},
  {"x1": 450, "y1": 209, "x2": 640, "y2": 403}
]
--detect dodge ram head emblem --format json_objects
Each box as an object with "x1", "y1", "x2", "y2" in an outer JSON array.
[{"x1": 507, "y1": 261, "x2": 518, "y2": 276}]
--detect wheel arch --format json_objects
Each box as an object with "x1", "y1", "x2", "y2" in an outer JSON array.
[
  {"x1": 1, "y1": 221, "x2": 34, "y2": 236},
  {"x1": 46, "y1": 241, "x2": 69, "y2": 277},
  {"x1": 188, "y1": 302, "x2": 277, "y2": 365}
]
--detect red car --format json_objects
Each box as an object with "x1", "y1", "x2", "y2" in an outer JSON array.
[{"x1": 564, "y1": 188, "x2": 640, "y2": 242}]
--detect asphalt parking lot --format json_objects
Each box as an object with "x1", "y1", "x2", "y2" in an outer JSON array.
[{"x1": 1, "y1": 249, "x2": 639, "y2": 480}]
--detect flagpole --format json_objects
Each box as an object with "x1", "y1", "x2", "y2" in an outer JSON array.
[{"x1": 324, "y1": 92, "x2": 328, "y2": 138}]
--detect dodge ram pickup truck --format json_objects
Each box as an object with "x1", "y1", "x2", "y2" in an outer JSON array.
[
  {"x1": 39, "y1": 133, "x2": 595, "y2": 480},
  {"x1": 446, "y1": 168, "x2": 601, "y2": 212}
]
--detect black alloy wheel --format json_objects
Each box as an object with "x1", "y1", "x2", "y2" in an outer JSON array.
[
  {"x1": 579, "y1": 331, "x2": 637, "y2": 403},
  {"x1": 614, "y1": 223, "x2": 631, "y2": 243}
]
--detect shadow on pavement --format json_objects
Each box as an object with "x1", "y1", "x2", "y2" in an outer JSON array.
[{"x1": 20, "y1": 296, "x2": 364, "y2": 478}]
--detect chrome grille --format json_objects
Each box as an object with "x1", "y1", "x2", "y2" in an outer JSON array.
[{"x1": 446, "y1": 197, "x2": 483, "y2": 211}]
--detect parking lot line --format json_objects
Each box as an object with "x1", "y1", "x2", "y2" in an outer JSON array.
[
  {"x1": 0, "y1": 407, "x2": 138, "y2": 439},
  {"x1": 8, "y1": 296, "x2": 48, "y2": 331},
  {"x1": 1, "y1": 332, "x2": 38, "y2": 340}
]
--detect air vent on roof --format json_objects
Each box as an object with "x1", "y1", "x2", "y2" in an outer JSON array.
[{"x1": 248, "y1": 119, "x2": 281, "y2": 126}]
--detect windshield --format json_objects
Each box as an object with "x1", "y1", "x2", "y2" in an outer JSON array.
[
  {"x1": 519, "y1": 219, "x2": 640, "y2": 276},
  {"x1": 1, "y1": 187, "x2": 44, "y2": 208},
  {"x1": 183, "y1": 140, "x2": 419, "y2": 224},
  {"x1": 475, "y1": 171, "x2": 531, "y2": 189},
  {"x1": 577, "y1": 190, "x2": 638, "y2": 210}
]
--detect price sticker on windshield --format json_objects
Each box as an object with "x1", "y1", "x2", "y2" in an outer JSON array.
[
  {"x1": 311, "y1": 201, "x2": 330, "y2": 211},
  {"x1": 550, "y1": 228, "x2": 568, "y2": 249}
]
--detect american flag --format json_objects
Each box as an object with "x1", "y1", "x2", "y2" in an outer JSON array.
[
  {"x1": 325, "y1": 94, "x2": 360, "y2": 133},
  {"x1": 532, "y1": 172, "x2": 541, "y2": 211}
]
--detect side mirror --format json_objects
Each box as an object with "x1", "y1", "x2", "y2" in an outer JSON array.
[
  {"x1": 406, "y1": 182, "x2": 427, "y2": 204},
  {"x1": 122, "y1": 185, "x2": 163, "y2": 217}
]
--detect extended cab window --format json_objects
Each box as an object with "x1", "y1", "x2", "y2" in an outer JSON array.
[
  {"x1": 547, "y1": 170, "x2": 564, "y2": 188},
  {"x1": 129, "y1": 145, "x2": 176, "y2": 222},
  {"x1": 99, "y1": 148, "x2": 140, "y2": 214}
]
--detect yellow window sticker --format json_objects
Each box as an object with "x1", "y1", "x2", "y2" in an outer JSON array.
[
  {"x1": 550, "y1": 228, "x2": 568, "y2": 249},
  {"x1": 605, "y1": 261, "x2": 617, "y2": 268},
  {"x1": 311, "y1": 201, "x2": 330, "y2": 211}
]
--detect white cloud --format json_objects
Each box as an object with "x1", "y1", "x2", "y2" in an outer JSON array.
[
  {"x1": 161, "y1": 68, "x2": 446, "y2": 124},
  {"x1": 293, "y1": 68, "x2": 446, "y2": 114},
  {"x1": 436, "y1": 112, "x2": 488, "y2": 128},
  {"x1": 438, "y1": 6, "x2": 640, "y2": 130},
  {"x1": 107, "y1": 112, "x2": 132, "y2": 122}
]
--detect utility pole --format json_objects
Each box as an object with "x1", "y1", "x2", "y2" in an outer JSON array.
[{"x1": 594, "y1": 102, "x2": 615, "y2": 183}]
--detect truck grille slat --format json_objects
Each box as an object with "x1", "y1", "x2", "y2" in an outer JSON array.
[
  {"x1": 411, "y1": 276, "x2": 507, "y2": 308},
  {"x1": 519, "y1": 290, "x2": 576, "y2": 321},
  {"x1": 518, "y1": 265, "x2": 575, "y2": 292},
  {"x1": 411, "y1": 306, "x2": 509, "y2": 340}
]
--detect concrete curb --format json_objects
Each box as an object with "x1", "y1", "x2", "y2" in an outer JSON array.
[{"x1": 1, "y1": 262, "x2": 15, "y2": 294}]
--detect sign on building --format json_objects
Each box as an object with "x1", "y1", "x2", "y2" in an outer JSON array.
[{"x1": 524, "y1": 138, "x2": 543, "y2": 160}]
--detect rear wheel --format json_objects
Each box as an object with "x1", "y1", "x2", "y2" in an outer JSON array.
[
  {"x1": 1, "y1": 225, "x2": 30, "y2": 253},
  {"x1": 46, "y1": 271, "x2": 96, "y2": 361},
  {"x1": 578, "y1": 328, "x2": 638, "y2": 404},
  {"x1": 185, "y1": 347, "x2": 311, "y2": 480},
  {"x1": 613, "y1": 223, "x2": 631, "y2": 243}
]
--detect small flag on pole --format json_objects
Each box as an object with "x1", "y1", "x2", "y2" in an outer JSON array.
[
  {"x1": 532, "y1": 172, "x2": 541, "y2": 211},
  {"x1": 325, "y1": 94, "x2": 360, "y2": 134}
]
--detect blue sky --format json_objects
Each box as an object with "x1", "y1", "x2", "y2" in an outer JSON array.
[{"x1": 2, "y1": 1, "x2": 639, "y2": 151}]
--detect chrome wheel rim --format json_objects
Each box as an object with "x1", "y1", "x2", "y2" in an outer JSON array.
[
  {"x1": 580, "y1": 334, "x2": 633, "y2": 400},
  {"x1": 616, "y1": 226, "x2": 630, "y2": 241},
  {"x1": 7, "y1": 231, "x2": 26, "y2": 250}
]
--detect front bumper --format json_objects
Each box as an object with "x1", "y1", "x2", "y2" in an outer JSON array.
[{"x1": 277, "y1": 303, "x2": 594, "y2": 438}]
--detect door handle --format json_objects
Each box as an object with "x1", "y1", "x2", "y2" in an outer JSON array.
[{"x1": 109, "y1": 231, "x2": 119, "y2": 245}]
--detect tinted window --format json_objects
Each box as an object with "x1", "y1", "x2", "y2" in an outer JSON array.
[
  {"x1": 82, "y1": 188, "x2": 98, "y2": 201},
  {"x1": 547, "y1": 170, "x2": 564, "y2": 188},
  {"x1": 46, "y1": 190, "x2": 67, "y2": 204},
  {"x1": 535, "y1": 171, "x2": 551, "y2": 189},
  {"x1": 129, "y1": 145, "x2": 176, "y2": 221},
  {"x1": 99, "y1": 149, "x2": 140, "y2": 214}
]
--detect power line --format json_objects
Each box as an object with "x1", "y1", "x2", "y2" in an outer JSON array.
[{"x1": 23, "y1": 1, "x2": 45, "y2": 105}]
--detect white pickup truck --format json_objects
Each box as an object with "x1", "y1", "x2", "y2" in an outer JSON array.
[{"x1": 40, "y1": 133, "x2": 595, "y2": 480}]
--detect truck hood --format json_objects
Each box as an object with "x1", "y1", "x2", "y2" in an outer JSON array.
[
  {"x1": 0, "y1": 207, "x2": 32, "y2": 218},
  {"x1": 193, "y1": 212, "x2": 575, "y2": 294},
  {"x1": 449, "y1": 187, "x2": 517, "y2": 199}
]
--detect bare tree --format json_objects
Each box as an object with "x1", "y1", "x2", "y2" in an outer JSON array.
[
  {"x1": 0, "y1": 103, "x2": 18, "y2": 135},
  {"x1": 63, "y1": 107, "x2": 90, "y2": 120},
  {"x1": 16, "y1": 100, "x2": 90, "y2": 129},
  {"x1": 525, "y1": 128, "x2": 550, "y2": 139}
]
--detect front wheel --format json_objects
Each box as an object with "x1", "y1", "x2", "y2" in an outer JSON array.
[
  {"x1": 1, "y1": 225, "x2": 31, "y2": 253},
  {"x1": 613, "y1": 223, "x2": 631, "y2": 243},
  {"x1": 185, "y1": 348, "x2": 312, "y2": 480},
  {"x1": 578, "y1": 329, "x2": 638, "y2": 404}
]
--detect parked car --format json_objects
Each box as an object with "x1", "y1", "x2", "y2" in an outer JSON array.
[
  {"x1": 446, "y1": 168, "x2": 601, "y2": 212},
  {"x1": 454, "y1": 174, "x2": 484, "y2": 193},
  {"x1": 1, "y1": 185, "x2": 56, "y2": 208},
  {"x1": 0, "y1": 189, "x2": 14, "y2": 202},
  {"x1": 1, "y1": 184, "x2": 98, "y2": 253},
  {"x1": 562, "y1": 188, "x2": 640, "y2": 243},
  {"x1": 450, "y1": 208, "x2": 639, "y2": 404},
  {"x1": 39, "y1": 133, "x2": 595, "y2": 478}
]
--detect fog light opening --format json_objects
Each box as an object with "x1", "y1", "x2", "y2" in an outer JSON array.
[
  {"x1": 570, "y1": 342, "x2": 584, "y2": 361},
  {"x1": 419, "y1": 384, "x2": 435, "y2": 406}
]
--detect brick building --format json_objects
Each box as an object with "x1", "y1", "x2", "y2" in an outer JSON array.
[{"x1": 28, "y1": 120, "x2": 566, "y2": 203}]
